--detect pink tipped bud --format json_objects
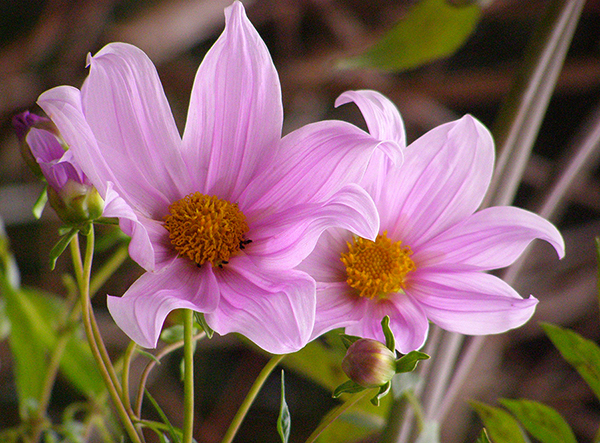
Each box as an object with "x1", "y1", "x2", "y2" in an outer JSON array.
[{"x1": 341, "y1": 339, "x2": 396, "y2": 388}]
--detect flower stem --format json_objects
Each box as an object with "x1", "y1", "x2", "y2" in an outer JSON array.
[
  {"x1": 72, "y1": 231, "x2": 142, "y2": 443},
  {"x1": 221, "y1": 354, "x2": 285, "y2": 443},
  {"x1": 304, "y1": 389, "x2": 372, "y2": 443},
  {"x1": 89, "y1": 243, "x2": 129, "y2": 297},
  {"x1": 182, "y1": 309, "x2": 195, "y2": 443}
]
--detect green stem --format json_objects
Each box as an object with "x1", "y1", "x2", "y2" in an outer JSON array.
[
  {"x1": 73, "y1": 230, "x2": 142, "y2": 443},
  {"x1": 221, "y1": 354, "x2": 285, "y2": 443},
  {"x1": 305, "y1": 389, "x2": 372, "y2": 443},
  {"x1": 134, "y1": 331, "x2": 206, "y2": 418},
  {"x1": 182, "y1": 309, "x2": 195, "y2": 443},
  {"x1": 122, "y1": 341, "x2": 138, "y2": 415}
]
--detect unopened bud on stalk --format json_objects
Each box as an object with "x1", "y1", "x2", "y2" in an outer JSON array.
[
  {"x1": 341, "y1": 338, "x2": 396, "y2": 388},
  {"x1": 12, "y1": 111, "x2": 104, "y2": 225}
]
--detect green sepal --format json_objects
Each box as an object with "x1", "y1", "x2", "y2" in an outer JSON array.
[
  {"x1": 396, "y1": 351, "x2": 430, "y2": 373},
  {"x1": 49, "y1": 228, "x2": 78, "y2": 270},
  {"x1": 370, "y1": 381, "x2": 391, "y2": 406},
  {"x1": 381, "y1": 316, "x2": 396, "y2": 352},
  {"x1": 333, "y1": 379, "x2": 364, "y2": 398},
  {"x1": 340, "y1": 333, "x2": 361, "y2": 350},
  {"x1": 476, "y1": 429, "x2": 492, "y2": 443},
  {"x1": 277, "y1": 371, "x2": 291, "y2": 443},
  {"x1": 194, "y1": 312, "x2": 214, "y2": 339},
  {"x1": 32, "y1": 185, "x2": 48, "y2": 219}
]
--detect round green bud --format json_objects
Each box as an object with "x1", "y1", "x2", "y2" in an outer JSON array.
[
  {"x1": 48, "y1": 181, "x2": 104, "y2": 225},
  {"x1": 341, "y1": 339, "x2": 396, "y2": 388}
]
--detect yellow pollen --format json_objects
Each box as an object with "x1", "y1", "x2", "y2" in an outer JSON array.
[
  {"x1": 163, "y1": 192, "x2": 249, "y2": 267},
  {"x1": 341, "y1": 232, "x2": 416, "y2": 299}
]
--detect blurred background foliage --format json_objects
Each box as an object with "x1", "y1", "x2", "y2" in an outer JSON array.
[{"x1": 1, "y1": 0, "x2": 600, "y2": 441}]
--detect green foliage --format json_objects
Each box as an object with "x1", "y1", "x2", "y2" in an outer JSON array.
[
  {"x1": 500, "y1": 399, "x2": 576, "y2": 443},
  {"x1": 396, "y1": 351, "x2": 430, "y2": 373},
  {"x1": 277, "y1": 371, "x2": 291, "y2": 443},
  {"x1": 470, "y1": 401, "x2": 528, "y2": 443},
  {"x1": 49, "y1": 228, "x2": 78, "y2": 270},
  {"x1": 339, "y1": 0, "x2": 481, "y2": 72},
  {"x1": 2, "y1": 278, "x2": 104, "y2": 418},
  {"x1": 542, "y1": 322, "x2": 600, "y2": 402}
]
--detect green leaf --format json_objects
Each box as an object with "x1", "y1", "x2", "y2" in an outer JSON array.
[
  {"x1": 381, "y1": 316, "x2": 396, "y2": 352},
  {"x1": 32, "y1": 186, "x2": 48, "y2": 219},
  {"x1": 339, "y1": 0, "x2": 481, "y2": 72},
  {"x1": 370, "y1": 382, "x2": 390, "y2": 406},
  {"x1": 277, "y1": 371, "x2": 291, "y2": 443},
  {"x1": 542, "y1": 322, "x2": 600, "y2": 402},
  {"x1": 2, "y1": 280, "x2": 104, "y2": 417},
  {"x1": 476, "y1": 429, "x2": 493, "y2": 443},
  {"x1": 396, "y1": 351, "x2": 430, "y2": 373},
  {"x1": 49, "y1": 228, "x2": 78, "y2": 270},
  {"x1": 333, "y1": 380, "x2": 365, "y2": 398},
  {"x1": 194, "y1": 312, "x2": 214, "y2": 339},
  {"x1": 500, "y1": 398, "x2": 576, "y2": 443},
  {"x1": 470, "y1": 401, "x2": 527, "y2": 443},
  {"x1": 145, "y1": 389, "x2": 182, "y2": 443}
]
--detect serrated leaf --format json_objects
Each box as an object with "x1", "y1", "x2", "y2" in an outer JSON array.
[
  {"x1": 381, "y1": 316, "x2": 396, "y2": 352},
  {"x1": 277, "y1": 371, "x2": 291, "y2": 443},
  {"x1": 476, "y1": 429, "x2": 492, "y2": 443},
  {"x1": 470, "y1": 401, "x2": 527, "y2": 443},
  {"x1": 396, "y1": 351, "x2": 430, "y2": 373},
  {"x1": 194, "y1": 312, "x2": 213, "y2": 339},
  {"x1": 500, "y1": 398, "x2": 576, "y2": 443},
  {"x1": 542, "y1": 322, "x2": 600, "y2": 402},
  {"x1": 339, "y1": 0, "x2": 481, "y2": 72},
  {"x1": 32, "y1": 186, "x2": 48, "y2": 219},
  {"x1": 49, "y1": 228, "x2": 78, "y2": 270}
]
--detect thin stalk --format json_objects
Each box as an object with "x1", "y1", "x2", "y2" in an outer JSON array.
[
  {"x1": 182, "y1": 309, "x2": 194, "y2": 443},
  {"x1": 221, "y1": 354, "x2": 285, "y2": 443},
  {"x1": 122, "y1": 341, "x2": 138, "y2": 415},
  {"x1": 73, "y1": 231, "x2": 142, "y2": 443},
  {"x1": 134, "y1": 331, "x2": 206, "y2": 418},
  {"x1": 305, "y1": 389, "x2": 372, "y2": 443}
]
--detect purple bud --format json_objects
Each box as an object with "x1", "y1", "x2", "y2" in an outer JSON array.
[{"x1": 341, "y1": 339, "x2": 396, "y2": 388}]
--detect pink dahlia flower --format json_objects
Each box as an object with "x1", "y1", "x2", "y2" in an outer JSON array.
[
  {"x1": 298, "y1": 90, "x2": 565, "y2": 354},
  {"x1": 36, "y1": 3, "x2": 400, "y2": 354}
]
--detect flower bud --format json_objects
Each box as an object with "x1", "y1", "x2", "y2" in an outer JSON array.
[
  {"x1": 13, "y1": 111, "x2": 104, "y2": 225},
  {"x1": 12, "y1": 111, "x2": 65, "y2": 178},
  {"x1": 341, "y1": 338, "x2": 396, "y2": 388}
]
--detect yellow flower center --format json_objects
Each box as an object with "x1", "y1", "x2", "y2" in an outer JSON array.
[
  {"x1": 341, "y1": 232, "x2": 416, "y2": 299},
  {"x1": 163, "y1": 192, "x2": 250, "y2": 267}
]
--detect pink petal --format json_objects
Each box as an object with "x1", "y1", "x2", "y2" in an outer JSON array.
[
  {"x1": 241, "y1": 119, "x2": 401, "y2": 211},
  {"x1": 345, "y1": 295, "x2": 429, "y2": 354},
  {"x1": 82, "y1": 43, "x2": 188, "y2": 217},
  {"x1": 414, "y1": 206, "x2": 565, "y2": 271},
  {"x1": 382, "y1": 115, "x2": 494, "y2": 249},
  {"x1": 296, "y1": 228, "x2": 350, "y2": 283},
  {"x1": 181, "y1": 1, "x2": 283, "y2": 200},
  {"x1": 103, "y1": 183, "x2": 176, "y2": 272},
  {"x1": 248, "y1": 184, "x2": 378, "y2": 269},
  {"x1": 38, "y1": 86, "x2": 115, "y2": 197},
  {"x1": 205, "y1": 255, "x2": 316, "y2": 354},
  {"x1": 106, "y1": 260, "x2": 220, "y2": 348},
  {"x1": 335, "y1": 90, "x2": 406, "y2": 147},
  {"x1": 311, "y1": 282, "x2": 367, "y2": 340},
  {"x1": 410, "y1": 271, "x2": 538, "y2": 335}
]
